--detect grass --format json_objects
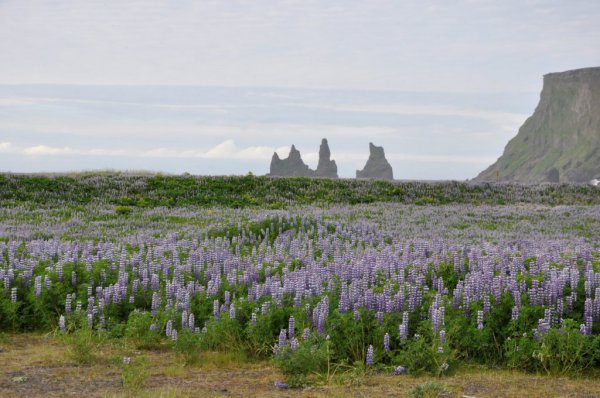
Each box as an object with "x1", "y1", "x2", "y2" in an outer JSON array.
[
  {"x1": 2, "y1": 173, "x2": 600, "y2": 209},
  {"x1": 1, "y1": 334, "x2": 600, "y2": 397}
]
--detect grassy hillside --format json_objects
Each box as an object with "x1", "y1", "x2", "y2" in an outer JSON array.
[{"x1": 476, "y1": 67, "x2": 600, "y2": 183}]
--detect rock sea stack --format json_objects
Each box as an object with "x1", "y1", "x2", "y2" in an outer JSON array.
[
  {"x1": 268, "y1": 145, "x2": 314, "y2": 177},
  {"x1": 269, "y1": 139, "x2": 339, "y2": 178},
  {"x1": 356, "y1": 143, "x2": 394, "y2": 180},
  {"x1": 315, "y1": 139, "x2": 338, "y2": 178}
]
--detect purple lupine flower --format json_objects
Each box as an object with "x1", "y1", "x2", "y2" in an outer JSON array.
[
  {"x1": 171, "y1": 328, "x2": 178, "y2": 341},
  {"x1": 181, "y1": 310, "x2": 188, "y2": 329},
  {"x1": 166, "y1": 320, "x2": 173, "y2": 338},
  {"x1": 59, "y1": 315, "x2": 66, "y2": 332},
  {"x1": 151, "y1": 292, "x2": 160, "y2": 316},
  {"x1": 384, "y1": 332, "x2": 390, "y2": 352},
  {"x1": 213, "y1": 299, "x2": 220, "y2": 321},
  {"x1": 511, "y1": 306, "x2": 519, "y2": 321},
  {"x1": 290, "y1": 337, "x2": 299, "y2": 351},
  {"x1": 366, "y1": 344, "x2": 374, "y2": 366},
  {"x1": 229, "y1": 304, "x2": 236, "y2": 320},
  {"x1": 188, "y1": 313, "x2": 195, "y2": 331},
  {"x1": 288, "y1": 316, "x2": 295, "y2": 340},
  {"x1": 317, "y1": 310, "x2": 326, "y2": 334},
  {"x1": 477, "y1": 310, "x2": 484, "y2": 330},
  {"x1": 64, "y1": 294, "x2": 72, "y2": 314},
  {"x1": 536, "y1": 318, "x2": 550, "y2": 337},
  {"x1": 583, "y1": 298, "x2": 593, "y2": 335},
  {"x1": 393, "y1": 366, "x2": 407, "y2": 375},
  {"x1": 399, "y1": 311, "x2": 409, "y2": 343},
  {"x1": 483, "y1": 295, "x2": 490, "y2": 314},
  {"x1": 151, "y1": 273, "x2": 159, "y2": 290},
  {"x1": 278, "y1": 329, "x2": 287, "y2": 348},
  {"x1": 376, "y1": 311, "x2": 383, "y2": 325},
  {"x1": 34, "y1": 276, "x2": 42, "y2": 298},
  {"x1": 303, "y1": 327, "x2": 310, "y2": 341},
  {"x1": 439, "y1": 329, "x2": 446, "y2": 345},
  {"x1": 274, "y1": 380, "x2": 287, "y2": 389}
]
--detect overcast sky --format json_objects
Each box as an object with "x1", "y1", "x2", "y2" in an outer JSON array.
[{"x1": 1, "y1": 1, "x2": 599, "y2": 179}]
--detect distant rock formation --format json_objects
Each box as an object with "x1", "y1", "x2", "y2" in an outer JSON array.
[
  {"x1": 474, "y1": 67, "x2": 600, "y2": 183},
  {"x1": 269, "y1": 145, "x2": 315, "y2": 177},
  {"x1": 315, "y1": 139, "x2": 338, "y2": 178},
  {"x1": 356, "y1": 143, "x2": 393, "y2": 180},
  {"x1": 269, "y1": 139, "x2": 339, "y2": 178}
]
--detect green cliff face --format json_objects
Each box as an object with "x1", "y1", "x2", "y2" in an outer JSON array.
[{"x1": 475, "y1": 67, "x2": 600, "y2": 183}]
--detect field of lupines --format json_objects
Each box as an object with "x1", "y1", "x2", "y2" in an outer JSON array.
[{"x1": 1, "y1": 174, "x2": 600, "y2": 387}]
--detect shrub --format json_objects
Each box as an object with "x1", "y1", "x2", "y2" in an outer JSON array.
[
  {"x1": 121, "y1": 355, "x2": 150, "y2": 392},
  {"x1": 172, "y1": 330, "x2": 203, "y2": 366},
  {"x1": 125, "y1": 310, "x2": 163, "y2": 350},
  {"x1": 393, "y1": 328, "x2": 454, "y2": 376},
  {"x1": 504, "y1": 333, "x2": 541, "y2": 373},
  {"x1": 272, "y1": 336, "x2": 330, "y2": 388},
  {"x1": 409, "y1": 381, "x2": 451, "y2": 398},
  {"x1": 63, "y1": 326, "x2": 105, "y2": 364},
  {"x1": 201, "y1": 318, "x2": 244, "y2": 352},
  {"x1": 115, "y1": 205, "x2": 132, "y2": 216},
  {"x1": 534, "y1": 320, "x2": 600, "y2": 376},
  {"x1": 0, "y1": 295, "x2": 20, "y2": 331}
]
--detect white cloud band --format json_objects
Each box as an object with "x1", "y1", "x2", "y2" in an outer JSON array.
[{"x1": 1, "y1": 140, "x2": 493, "y2": 165}]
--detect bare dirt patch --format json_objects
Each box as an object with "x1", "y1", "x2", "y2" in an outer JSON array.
[{"x1": 1, "y1": 334, "x2": 599, "y2": 398}]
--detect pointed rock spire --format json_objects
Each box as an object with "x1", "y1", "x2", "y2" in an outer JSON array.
[
  {"x1": 315, "y1": 138, "x2": 338, "y2": 178},
  {"x1": 356, "y1": 142, "x2": 393, "y2": 180},
  {"x1": 269, "y1": 152, "x2": 281, "y2": 175},
  {"x1": 268, "y1": 145, "x2": 315, "y2": 177}
]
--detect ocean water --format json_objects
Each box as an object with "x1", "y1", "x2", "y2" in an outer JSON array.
[{"x1": 0, "y1": 85, "x2": 538, "y2": 180}]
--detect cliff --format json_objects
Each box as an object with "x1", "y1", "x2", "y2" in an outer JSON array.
[{"x1": 475, "y1": 67, "x2": 600, "y2": 183}]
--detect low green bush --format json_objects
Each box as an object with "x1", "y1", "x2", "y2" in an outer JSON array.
[
  {"x1": 273, "y1": 335, "x2": 330, "y2": 388},
  {"x1": 121, "y1": 355, "x2": 150, "y2": 392},
  {"x1": 63, "y1": 326, "x2": 105, "y2": 364},
  {"x1": 409, "y1": 381, "x2": 451, "y2": 398},
  {"x1": 172, "y1": 330, "x2": 203, "y2": 366}
]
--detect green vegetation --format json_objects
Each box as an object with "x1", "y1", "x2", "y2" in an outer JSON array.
[
  {"x1": 1, "y1": 173, "x2": 600, "y2": 394},
  {"x1": 1, "y1": 173, "x2": 600, "y2": 208}
]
